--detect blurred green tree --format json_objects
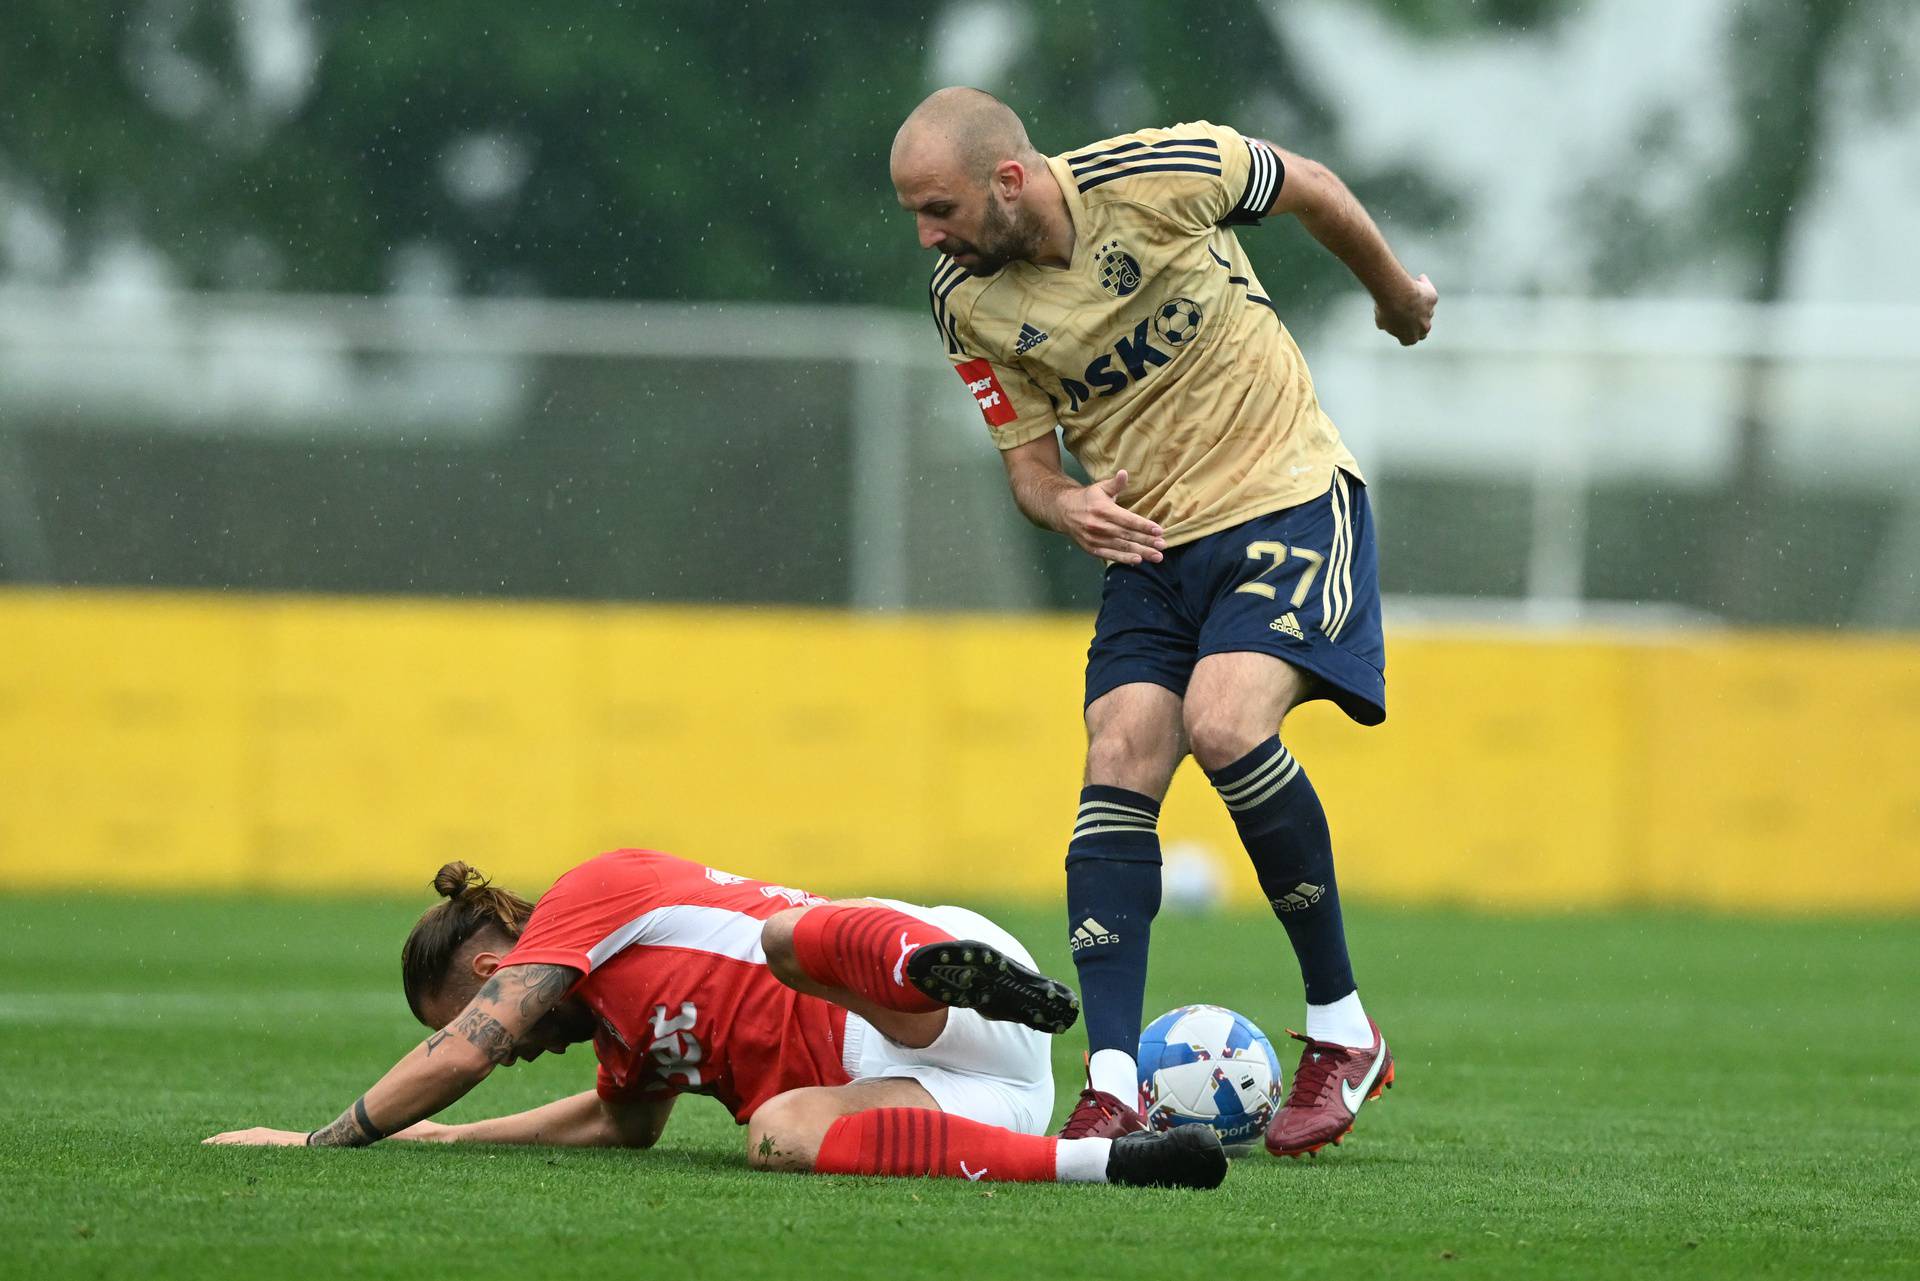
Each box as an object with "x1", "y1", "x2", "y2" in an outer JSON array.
[
  {"x1": 1, "y1": 0, "x2": 1461, "y2": 309},
  {"x1": 1573, "y1": 0, "x2": 1909, "y2": 616}
]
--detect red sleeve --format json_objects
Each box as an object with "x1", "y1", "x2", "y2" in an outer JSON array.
[{"x1": 499, "y1": 850, "x2": 666, "y2": 975}]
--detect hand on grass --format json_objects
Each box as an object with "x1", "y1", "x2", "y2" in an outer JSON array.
[
  {"x1": 203, "y1": 1127, "x2": 310, "y2": 1146},
  {"x1": 386, "y1": 1120, "x2": 452, "y2": 1142}
]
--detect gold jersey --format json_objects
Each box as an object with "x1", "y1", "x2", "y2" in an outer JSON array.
[{"x1": 931, "y1": 120, "x2": 1361, "y2": 546}]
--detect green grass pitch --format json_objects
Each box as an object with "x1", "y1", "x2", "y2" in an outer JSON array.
[{"x1": 1, "y1": 894, "x2": 1913, "y2": 1279}]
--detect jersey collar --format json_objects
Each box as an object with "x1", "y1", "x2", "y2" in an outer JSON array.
[{"x1": 1032, "y1": 151, "x2": 1089, "y2": 277}]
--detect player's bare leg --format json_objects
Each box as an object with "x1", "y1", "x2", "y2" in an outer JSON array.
[
  {"x1": 748, "y1": 1078, "x2": 1225, "y2": 1188},
  {"x1": 1084, "y1": 682, "x2": 1187, "y2": 796},
  {"x1": 762, "y1": 902, "x2": 1078, "y2": 1041},
  {"x1": 747, "y1": 1077, "x2": 941, "y2": 1171},
  {"x1": 1183, "y1": 651, "x2": 1307, "y2": 769},
  {"x1": 1059, "y1": 681, "x2": 1186, "y2": 1137},
  {"x1": 1185, "y1": 650, "x2": 1392, "y2": 1156}
]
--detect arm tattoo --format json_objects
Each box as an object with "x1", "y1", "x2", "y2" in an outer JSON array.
[
  {"x1": 429, "y1": 964, "x2": 577, "y2": 1067},
  {"x1": 307, "y1": 1095, "x2": 386, "y2": 1147},
  {"x1": 514, "y1": 964, "x2": 578, "y2": 1018},
  {"x1": 451, "y1": 1007, "x2": 515, "y2": 1064}
]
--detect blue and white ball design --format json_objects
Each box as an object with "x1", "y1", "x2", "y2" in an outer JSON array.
[{"x1": 1138, "y1": 1004, "x2": 1283, "y2": 1150}]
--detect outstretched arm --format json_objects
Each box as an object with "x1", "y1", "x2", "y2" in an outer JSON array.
[
  {"x1": 1257, "y1": 140, "x2": 1437, "y2": 347},
  {"x1": 203, "y1": 962, "x2": 579, "y2": 1148},
  {"x1": 391, "y1": 1089, "x2": 675, "y2": 1148}
]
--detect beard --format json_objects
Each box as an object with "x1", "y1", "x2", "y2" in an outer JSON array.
[{"x1": 949, "y1": 196, "x2": 1044, "y2": 275}]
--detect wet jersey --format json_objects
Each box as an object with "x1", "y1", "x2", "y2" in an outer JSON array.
[
  {"x1": 930, "y1": 120, "x2": 1361, "y2": 546},
  {"x1": 498, "y1": 849, "x2": 851, "y2": 1123}
]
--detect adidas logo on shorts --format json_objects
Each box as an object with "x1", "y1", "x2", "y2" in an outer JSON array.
[
  {"x1": 1070, "y1": 917, "x2": 1117, "y2": 950},
  {"x1": 1269, "y1": 612, "x2": 1304, "y2": 639}
]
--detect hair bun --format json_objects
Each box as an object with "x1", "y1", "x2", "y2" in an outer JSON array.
[{"x1": 433, "y1": 861, "x2": 485, "y2": 900}]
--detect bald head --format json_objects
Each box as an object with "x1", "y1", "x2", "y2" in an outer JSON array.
[
  {"x1": 891, "y1": 88, "x2": 1061, "y2": 274},
  {"x1": 891, "y1": 87, "x2": 1037, "y2": 187}
]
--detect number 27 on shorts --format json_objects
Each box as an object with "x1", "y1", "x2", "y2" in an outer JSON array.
[{"x1": 1234, "y1": 540, "x2": 1324, "y2": 606}]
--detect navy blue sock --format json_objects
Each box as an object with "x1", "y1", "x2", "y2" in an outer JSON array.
[
  {"x1": 1064, "y1": 785, "x2": 1163, "y2": 1060},
  {"x1": 1206, "y1": 738, "x2": 1357, "y2": 1004}
]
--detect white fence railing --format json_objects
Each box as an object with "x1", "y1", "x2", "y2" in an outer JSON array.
[{"x1": 2, "y1": 287, "x2": 1916, "y2": 623}]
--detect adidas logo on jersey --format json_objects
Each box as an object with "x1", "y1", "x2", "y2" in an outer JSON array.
[
  {"x1": 1070, "y1": 917, "x2": 1117, "y2": 950},
  {"x1": 1269, "y1": 612, "x2": 1304, "y2": 639},
  {"x1": 1013, "y1": 322, "x2": 1050, "y2": 355}
]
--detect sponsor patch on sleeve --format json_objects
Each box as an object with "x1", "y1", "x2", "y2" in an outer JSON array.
[{"x1": 955, "y1": 358, "x2": 1018, "y2": 427}]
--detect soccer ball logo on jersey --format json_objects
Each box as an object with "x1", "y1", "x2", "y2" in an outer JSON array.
[
  {"x1": 1095, "y1": 240, "x2": 1143, "y2": 298},
  {"x1": 1154, "y1": 298, "x2": 1203, "y2": 347}
]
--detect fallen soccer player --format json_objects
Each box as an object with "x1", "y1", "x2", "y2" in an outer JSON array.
[{"x1": 204, "y1": 848, "x2": 1226, "y2": 1189}]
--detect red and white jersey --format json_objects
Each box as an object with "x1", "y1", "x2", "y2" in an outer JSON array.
[{"x1": 498, "y1": 849, "x2": 851, "y2": 1123}]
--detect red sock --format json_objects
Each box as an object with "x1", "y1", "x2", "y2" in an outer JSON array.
[
  {"x1": 813, "y1": 1108, "x2": 1059, "y2": 1182},
  {"x1": 789, "y1": 905, "x2": 955, "y2": 1013}
]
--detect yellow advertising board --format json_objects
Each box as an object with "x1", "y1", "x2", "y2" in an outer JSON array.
[{"x1": 3, "y1": 590, "x2": 1915, "y2": 912}]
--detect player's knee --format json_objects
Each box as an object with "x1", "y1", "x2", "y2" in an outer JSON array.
[
  {"x1": 1184, "y1": 702, "x2": 1269, "y2": 772},
  {"x1": 1084, "y1": 723, "x2": 1177, "y2": 791},
  {"x1": 746, "y1": 1092, "x2": 831, "y2": 1174},
  {"x1": 759, "y1": 907, "x2": 812, "y2": 987}
]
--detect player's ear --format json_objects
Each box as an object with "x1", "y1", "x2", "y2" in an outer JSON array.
[
  {"x1": 471, "y1": 951, "x2": 504, "y2": 982},
  {"x1": 992, "y1": 158, "x2": 1026, "y2": 201}
]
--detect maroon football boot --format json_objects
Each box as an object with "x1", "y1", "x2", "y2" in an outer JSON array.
[
  {"x1": 1056, "y1": 1058, "x2": 1148, "y2": 1139},
  {"x1": 1266, "y1": 1018, "x2": 1394, "y2": 1158}
]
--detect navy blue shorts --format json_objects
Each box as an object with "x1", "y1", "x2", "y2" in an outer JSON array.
[{"x1": 1084, "y1": 470, "x2": 1386, "y2": 725}]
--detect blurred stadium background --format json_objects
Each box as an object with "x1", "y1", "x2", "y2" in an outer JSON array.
[{"x1": 3, "y1": 0, "x2": 1918, "y2": 913}]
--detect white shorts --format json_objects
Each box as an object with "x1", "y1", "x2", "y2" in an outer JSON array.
[{"x1": 837, "y1": 900, "x2": 1056, "y2": 1136}]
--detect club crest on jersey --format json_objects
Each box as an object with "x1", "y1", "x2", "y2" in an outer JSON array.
[{"x1": 1095, "y1": 240, "x2": 1143, "y2": 298}]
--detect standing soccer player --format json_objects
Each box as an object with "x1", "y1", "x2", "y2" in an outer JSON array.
[{"x1": 890, "y1": 88, "x2": 1436, "y2": 1157}]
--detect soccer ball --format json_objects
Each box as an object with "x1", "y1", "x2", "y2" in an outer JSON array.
[
  {"x1": 1137, "y1": 1004, "x2": 1282, "y2": 1150},
  {"x1": 1154, "y1": 297, "x2": 1203, "y2": 346}
]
